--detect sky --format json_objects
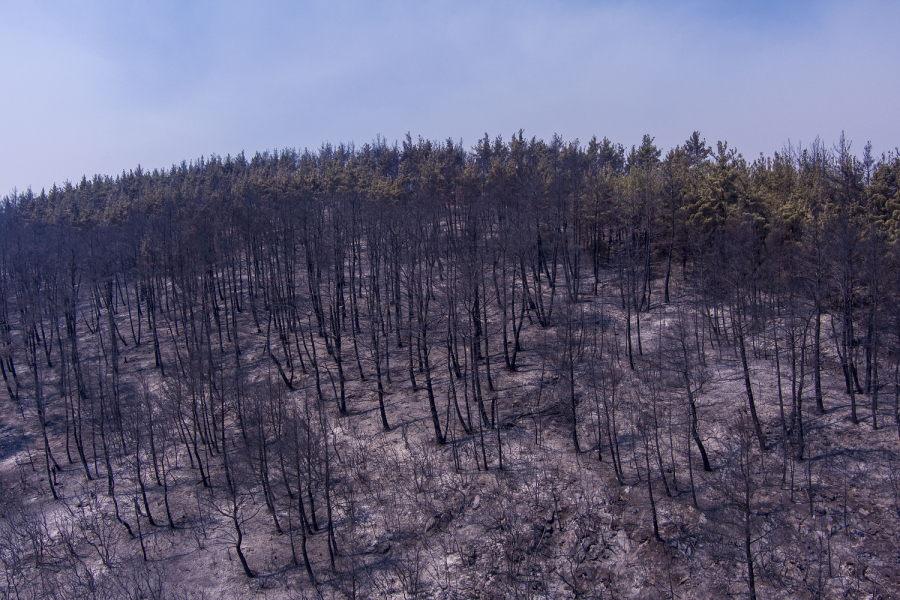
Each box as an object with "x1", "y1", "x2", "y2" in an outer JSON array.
[{"x1": 1, "y1": 0, "x2": 898, "y2": 196}]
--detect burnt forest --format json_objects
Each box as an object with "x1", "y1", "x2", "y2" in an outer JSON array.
[{"x1": 2, "y1": 132, "x2": 900, "y2": 599}]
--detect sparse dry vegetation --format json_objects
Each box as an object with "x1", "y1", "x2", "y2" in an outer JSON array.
[{"x1": 1, "y1": 133, "x2": 900, "y2": 598}]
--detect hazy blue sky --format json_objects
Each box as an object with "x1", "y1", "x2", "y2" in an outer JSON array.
[{"x1": 2, "y1": 0, "x2": 897, "y2": 196}]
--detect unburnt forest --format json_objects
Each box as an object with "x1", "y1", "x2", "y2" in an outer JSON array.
[{"x1": 1, "y1": 132, "x2": 900, "y2": 599}]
